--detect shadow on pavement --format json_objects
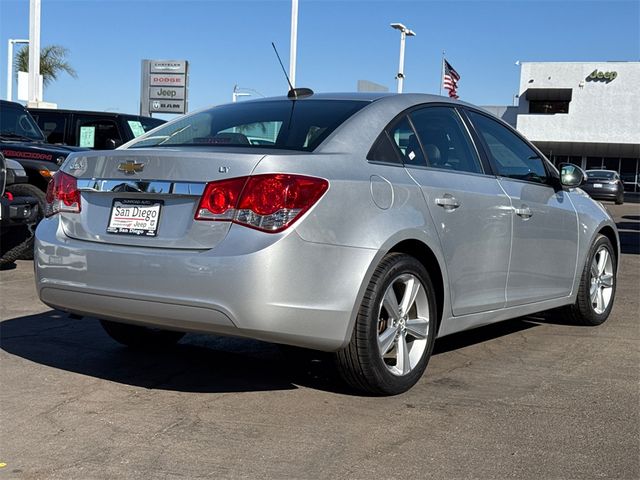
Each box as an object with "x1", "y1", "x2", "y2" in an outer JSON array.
[{"x1": 1, "y1": 309, "x2": 548, "y2": 395}]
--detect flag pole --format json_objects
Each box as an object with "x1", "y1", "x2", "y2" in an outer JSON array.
[{"x1": 439, "y1": 50, "x2": 445, "y2": 96}]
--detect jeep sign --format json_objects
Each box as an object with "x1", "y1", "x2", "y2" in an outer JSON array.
[{"x1": 140, "y1": 59, "x2": 189, "y2": 116}]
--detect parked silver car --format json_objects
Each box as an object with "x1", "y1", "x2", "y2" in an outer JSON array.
[{"x1": 35, "y1": 93, "x2": 619, "y2": 394}]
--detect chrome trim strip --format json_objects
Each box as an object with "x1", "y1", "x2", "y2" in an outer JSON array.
[{"x1": 76, "y1": 179, "x2": 206, "y2": 196}]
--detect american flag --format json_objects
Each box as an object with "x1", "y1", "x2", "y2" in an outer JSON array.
[{"x1": 443, "y1": 59, "x2": 460, "y2": 99}]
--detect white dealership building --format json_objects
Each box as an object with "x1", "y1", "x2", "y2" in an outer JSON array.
[{"x1": 485, "y1": 61, "x2": 640, "y2": 192}]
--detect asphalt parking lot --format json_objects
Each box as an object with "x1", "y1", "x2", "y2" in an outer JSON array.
[{"x1": 1, "y1": 201, "x2": 638, "y2": 479}]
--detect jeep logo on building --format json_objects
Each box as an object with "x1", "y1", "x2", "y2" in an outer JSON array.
[{"x1": 586, "y1": 69, "x2": 618, "y2": 83}]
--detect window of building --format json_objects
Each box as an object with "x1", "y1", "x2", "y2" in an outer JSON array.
[
  {"x1": 528, "y1": 100, "x2": 570, "y2": 114},
  {"x1": 586, "y1": 156, "x2": 604, "y2": 170},
  {"x1": 525, "y1": 88, "x2": 572, "y2": 115},
  {"x1": 620, "y1": 158, "x2": 639, "y2": 193}
]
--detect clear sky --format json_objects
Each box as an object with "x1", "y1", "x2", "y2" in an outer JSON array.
[{"x1": 1, "y1": 0, "x2": 638, "y2": 116}]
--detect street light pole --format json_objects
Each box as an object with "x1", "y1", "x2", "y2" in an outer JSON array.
[
  {"x1": 390, "y1": 23, "x2": 416, "y2": 94},
  {"x1": 289, "y1": 0, "x2": 298, "y2": 88},
  {"x1": 6, "y1": 39, "x2": 29, "y2": 101},
  {"x1": 232, "y1": 85, "x2": 251, "y2": 103},
  {"x1": 28, "y1": 0, "x2": 42, "y2": 105}
]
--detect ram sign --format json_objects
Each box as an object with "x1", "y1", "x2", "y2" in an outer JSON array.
[{"x1": 140, "y1": 60, "x2": 189, "y2": 116}]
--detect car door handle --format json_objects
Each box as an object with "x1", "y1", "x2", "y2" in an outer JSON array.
[
  {"x1": 435, "y1": 195, "x2": 460, "y2": 210},
  {"x1": 514, "y1": 205, "x2": 533, "y2": 218}
]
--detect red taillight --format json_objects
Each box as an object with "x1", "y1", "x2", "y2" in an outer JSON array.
[
  {"x1": 45, "y1": 171, "x2": 81, "y2": 217},
  {"x1": 195, "y1": 174, "x2": 328, "y2": 233}
]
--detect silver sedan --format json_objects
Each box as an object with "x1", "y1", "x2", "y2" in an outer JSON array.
[{"x1": 35, "y1": 92, "x2": 619, "y2": 394}]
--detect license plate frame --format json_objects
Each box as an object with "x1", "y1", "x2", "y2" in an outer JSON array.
[{"x1": 107, "y1": 198, "x2": 163, "y2": 237}]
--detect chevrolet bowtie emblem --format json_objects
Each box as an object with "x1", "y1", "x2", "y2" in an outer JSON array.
[{"x1": 118, "y1": 160, "x2": 145, "y2": 175}]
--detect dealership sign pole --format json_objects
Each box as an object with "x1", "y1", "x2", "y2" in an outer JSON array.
[{"x1": 140, "y1": 59, "x2": 189, "y2": 117}]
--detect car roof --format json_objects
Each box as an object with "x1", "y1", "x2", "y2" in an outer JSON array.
[
  {"x1": 0, "y1": 100, "x2": 27, "y2": 109},
  {"x1": 236, "y1": 91, "x2": 464, "y2": 106}
]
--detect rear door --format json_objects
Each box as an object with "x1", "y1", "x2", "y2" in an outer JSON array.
[
  {"x1": 381, "y1": 105, "x2": 512, "y2": 316},
  {"x1": 465, "y1": 109, "x2": 578, "y2": 306}
]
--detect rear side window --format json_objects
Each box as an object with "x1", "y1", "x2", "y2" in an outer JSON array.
[
  {"x1": 129, "y1": 100, "x2": 369, "y2": 151},
  {"x1": 75, "y1": 117, "x2": 123, "y2": 149},
  {"x1": 33, "y1": 112, "x2": 67, "y2": 144},
  {"x1": 408, "y1": 106, "x2": 483, "y2": 174},
  {"x1": 467, "y1": 110, "x2": 548, "y2": 184}
]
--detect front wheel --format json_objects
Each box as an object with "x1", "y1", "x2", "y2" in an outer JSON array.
[
  {"x1": 567, "y1": 234, "x2": 617, "y2": 326},
  {"x1": 336, "y1": 253, "x2": 437, "y2": 395},
  {"x1": 100, "y1": 320, "x2": 185, "y2": 350}
]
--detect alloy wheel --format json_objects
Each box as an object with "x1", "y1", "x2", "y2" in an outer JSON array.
[
  {"x1": 377, "y1": 273, "x2": 430, "y2": 376},
  {"x1": 589, "y1": 246, "x2": 614, "y2": 314}
]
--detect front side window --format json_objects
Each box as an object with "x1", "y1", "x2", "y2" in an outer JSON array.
[
  {"x1": 467, "y1": 110, "x2": 547, "y2": 184},
  {"x1": 128, "y1": 100, "x2": 368, "y2": 151},
  {"x1": 0, "y1": 104, "x2": 44, "y2": 141}
]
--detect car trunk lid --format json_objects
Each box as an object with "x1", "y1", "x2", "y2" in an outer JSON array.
[{"x1": 58, "y1": 148, "x2": 265, "y2": 249}]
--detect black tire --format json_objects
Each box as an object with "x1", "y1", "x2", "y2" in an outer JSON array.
[
  {"x1": 566, "y1": 234, "x2": 617, "y2": 326},
  {"x1": 100, "y1": 319, "x2": 185, "y2": 350},
  {"x1": 336, "y1": 253, "x2": 437, "y2": 395},
  {"x1": 5, "y1": 183, "x2": 46, "y2": 260},
  {"x1": 0, "y1": 234, "x2": 30, "y2": 266}
]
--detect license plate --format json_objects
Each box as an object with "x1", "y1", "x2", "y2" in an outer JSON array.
[
  {"x1": 593, "y1": 183, "x2": 603, "y2": 188},
  {"x1": 107, "y1": 199, "x2": 163, "y2": 236}
]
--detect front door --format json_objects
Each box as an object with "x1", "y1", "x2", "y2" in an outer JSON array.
[{"x1": 466, "y1": 110, "x2": 578, "y2": 306}]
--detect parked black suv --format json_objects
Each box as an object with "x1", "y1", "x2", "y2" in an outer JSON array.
[
  {"x1": 1, "y1": 153, "x2": 41, "y2": 266},
  {"x1": 28, "y1": 108, "x2": 165, "y2": 149}
]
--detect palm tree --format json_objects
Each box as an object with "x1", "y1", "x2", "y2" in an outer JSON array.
[{"x1": 14, "y1": 44, "x2": 77, "y2": 87}]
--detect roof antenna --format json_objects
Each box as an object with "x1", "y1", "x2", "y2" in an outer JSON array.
[{"x1": 271, "y1": 42, "x2": 313, "y2": 99}]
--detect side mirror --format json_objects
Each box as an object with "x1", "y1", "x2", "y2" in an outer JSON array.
[{"x1": 559, "y1": 163, "x2": 586, "y2": 188}]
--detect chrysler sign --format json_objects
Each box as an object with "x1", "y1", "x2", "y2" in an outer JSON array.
[{"x1": 140, "y1": 59, "x2": 189, "y2": 115}]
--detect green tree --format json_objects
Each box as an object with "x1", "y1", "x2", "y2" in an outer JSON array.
[{"x1": 14, "y1": 44, "x2": 77, "y2": 87}]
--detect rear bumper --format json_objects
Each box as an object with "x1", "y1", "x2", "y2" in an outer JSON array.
[
  {"x1": 35, "y1": 217, "x2": 377, "y2": 350},
  {"x1": 582, "y1": 185, "x2": 623, "y2": 201},
  {"x1": 0, "y1": 195, "x2": 37, "y2": 227}
]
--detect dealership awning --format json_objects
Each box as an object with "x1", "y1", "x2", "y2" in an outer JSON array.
[{"x1": 525, "y1": 88, "x2": 573, "y2": 102}]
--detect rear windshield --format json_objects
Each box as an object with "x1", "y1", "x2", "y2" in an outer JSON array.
[
  {"x1": 587, "y1": 170, "x2": 615, "y2": 179},
  {"x1": 128, "y1": 99, "x2": 369, "y2": 151}
]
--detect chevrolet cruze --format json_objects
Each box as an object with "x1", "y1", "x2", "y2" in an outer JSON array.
[{"x1": 35, "y1": 92, "x2": 619, "y2": 394}]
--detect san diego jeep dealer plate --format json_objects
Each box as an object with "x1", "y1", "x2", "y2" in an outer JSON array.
[{"x1": 107, "y1": 199, "x2": 163, "y2": 236}]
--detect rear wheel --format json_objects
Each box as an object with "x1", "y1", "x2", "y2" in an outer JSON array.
[
  {"x1": 336, "y1": 253, "x2": 437, "y2": 395},
  {"x1": 567, "y1": 234, "x2": 616, "y2": 326},
  {"x1": 100, "y1": 319, "x2": 185, "y2": 349}
]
